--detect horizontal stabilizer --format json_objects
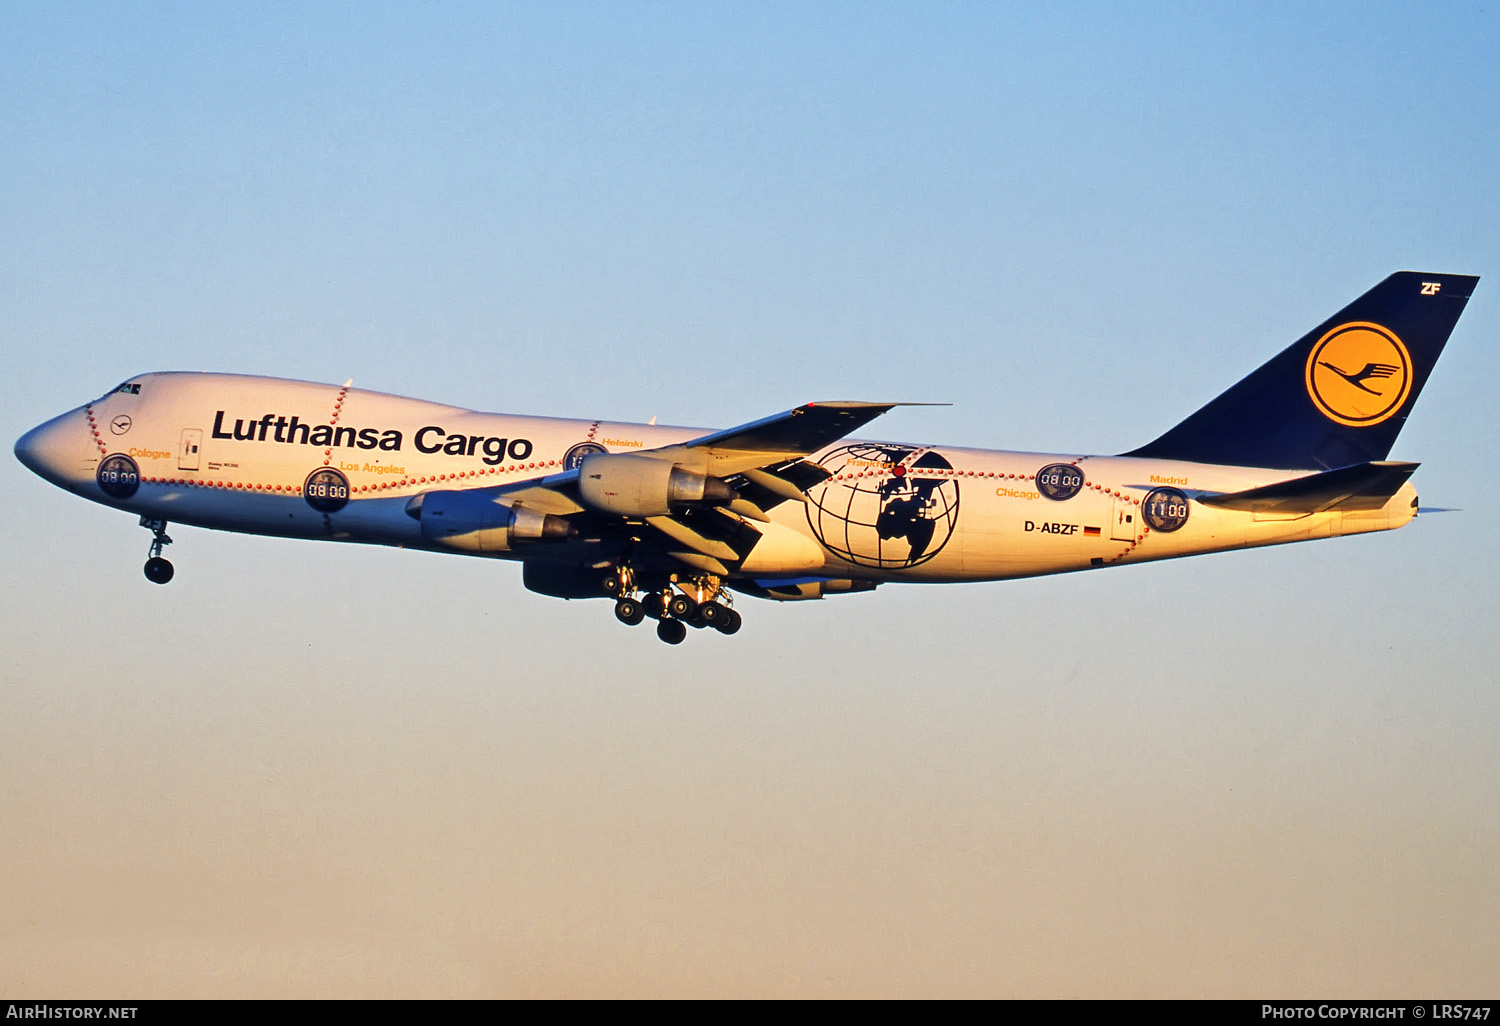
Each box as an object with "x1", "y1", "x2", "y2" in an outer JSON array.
[{"x1": 1199, "y1": 461, "x2": 1419, "y2": 514}]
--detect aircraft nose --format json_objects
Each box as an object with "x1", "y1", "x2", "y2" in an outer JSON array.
[{"x1": 15, "y1": 409, "x2": 93, "y2": 489}]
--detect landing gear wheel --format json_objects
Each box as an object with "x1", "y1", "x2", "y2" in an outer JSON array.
[
  {"x1": 714, "y1": 608, "x2": 742, "y2": 635},
  {"x1": 144, "y1": 557, "x2": 174, "y2": 585},
  {"x1": 614, "y1": 597, "x2": 645, "y2": 626},
  {"x1": 667, "y1": 593, "x2": 698, "y2": 620},
  {"x1": 602, "y1": 572, "x2": 625, "y2": 597},
  {"x1": 696, "y1": 601, "x2": 726, "y2": 627},
  {"x1": 643, "y1": 593, "x2": 665, "y2": 619},
  {"x1": 656, "y1": 618, "x2": 687, "y2": 645}
]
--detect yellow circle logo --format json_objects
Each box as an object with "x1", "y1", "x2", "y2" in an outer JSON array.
[{"x1": 1304, "y1": 321, "x2": 1412, "y2": 427}]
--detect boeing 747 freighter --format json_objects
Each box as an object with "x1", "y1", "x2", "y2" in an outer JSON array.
[{"x1": 15, "y1": 272, "x2": 1477, "y2": 643}]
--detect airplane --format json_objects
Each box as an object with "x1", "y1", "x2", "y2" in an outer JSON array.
[{"x1": 14, "y1": 271, "x2": 1478, "y2": 644}]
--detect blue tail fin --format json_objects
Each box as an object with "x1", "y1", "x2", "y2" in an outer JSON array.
[{"x1": 1124, "y1": 271, "x2": 1478, "y2": 470}]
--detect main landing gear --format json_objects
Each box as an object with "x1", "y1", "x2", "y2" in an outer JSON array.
[
  {"x1": 140, "y1": 517, "x2": 174, "y2": 584},
  {"x1": 605, "y1": 566, "x2": 742, "y2": 644}
]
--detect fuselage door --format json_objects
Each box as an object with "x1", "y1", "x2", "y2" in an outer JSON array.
[
  {"x1": 178, "y1": 428, "x2": 202, "y2": 471},
  {"x1": 1110, "y1": 494, "x2": 1136, "y2": 541}
]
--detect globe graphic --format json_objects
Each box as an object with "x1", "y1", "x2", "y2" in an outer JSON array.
[{"x1": 805, "y1": 443, "x2": 961, "y2": 569}]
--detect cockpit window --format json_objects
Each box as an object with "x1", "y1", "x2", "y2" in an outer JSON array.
[{"x1": 95, "y1": 381, "x2": 142, "y2": 402}]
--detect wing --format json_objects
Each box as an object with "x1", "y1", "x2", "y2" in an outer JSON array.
[
  {"x1": 406, "y1": 401, "x2": 926, "y2": 575},
  {"x1": 668, "y1": 401, "x2": 915, "y2": 474},
  {"x1": 491, "y1": 400, "x2": 912, "y2": 508}
]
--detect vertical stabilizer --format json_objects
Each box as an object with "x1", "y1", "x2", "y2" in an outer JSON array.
[{"x1": 1125, "y1": 272, "x2": 1478, "y2": 469}]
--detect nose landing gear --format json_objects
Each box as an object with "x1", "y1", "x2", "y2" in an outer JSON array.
[{"x1": 140, "y1": 517, "x2": 174, "y2": 584}]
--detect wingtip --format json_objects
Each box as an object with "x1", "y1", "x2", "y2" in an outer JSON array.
[{"x1": 806, "y1": 401, "x2": 953, "y2": 408}]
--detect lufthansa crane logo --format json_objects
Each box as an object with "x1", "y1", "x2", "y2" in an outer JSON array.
[{"x1": 1304, "y1": 321, "x2": 1412, "y2": 427}]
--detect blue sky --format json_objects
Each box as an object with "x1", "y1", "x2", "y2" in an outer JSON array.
[{"x1": 3, "y1": 2, "x2": 1497, "y2": 996}]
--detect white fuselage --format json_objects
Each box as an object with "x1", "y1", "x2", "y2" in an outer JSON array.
[{"x1": 18, "y1": 372, "x2": 1418, "y2": 586}]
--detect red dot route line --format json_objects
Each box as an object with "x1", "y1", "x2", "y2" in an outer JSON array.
[
  {"x1": 322, "y1": 383, "x2": 351, "y2": 466},
  {"x1": 84, "y1": 405, "x2": 109, "y2": 455},
  {"x1": 126, "y1": 454, "x2": 1155, "y2": 563},
  {"x1": 817, "y1": 462, "x2": 1152, "y2": 564},
  {"x1": 132, "y1": 459, "x2": 567, "y2": 495}
]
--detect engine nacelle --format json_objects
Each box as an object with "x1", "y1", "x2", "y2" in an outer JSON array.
[
  {"x1": 577, "y1": 453, "x2": 736, "y2": 517},
  {"x1": 406, "y1": 490, "x2": 571, "y2": 553},
  {"x1": 522, "y1": 561, "x2": 612, "y2": 599}
]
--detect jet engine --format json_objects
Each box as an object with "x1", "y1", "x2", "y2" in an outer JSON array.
[
  {"x1": 406, "y1": 490, "x2": 571, "y2": 553},
  {"x1": 521, "y1": 562, "x2": 613, "y2": 599},
  {"x1": 577, "y1": 453, "x2": 736, "y2": 517}
]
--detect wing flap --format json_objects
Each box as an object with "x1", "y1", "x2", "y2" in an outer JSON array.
[
  {"x1": 646, "y1": 515, "x2": 741, "y2": 562},
  {"x1": 729, "y1": 459, "x2": 833, "y2": 511}
]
